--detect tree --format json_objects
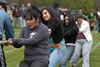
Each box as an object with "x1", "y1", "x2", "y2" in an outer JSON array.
[{"x1": 6, "y1": 0, "x2": 94, "y2": 9}]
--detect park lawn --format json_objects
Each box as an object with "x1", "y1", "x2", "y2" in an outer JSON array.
[{"x1": 3, "y1": 28, "x2": 100, "y2": 67}]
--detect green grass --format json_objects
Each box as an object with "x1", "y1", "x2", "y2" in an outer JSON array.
[
  {"x1": 4, "y1": 28, "x2": 24, "y2": 67},
  {"x1": 3, "y1": 28, "x2": 100, "y2": 67}
]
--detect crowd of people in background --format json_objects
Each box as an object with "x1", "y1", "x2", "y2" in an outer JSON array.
[
  {"x1": 0, "y1": 0, "x2": 99, "y2": 67},
  {"x1": 6, "y1": 2, "x2": 98, "y2": 32}
]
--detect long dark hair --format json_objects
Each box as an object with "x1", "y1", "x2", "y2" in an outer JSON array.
[
  {"x1": 41, "y1": 7, "x2": 56, "y2": 24},
  {"x1": 63, "y1": 13, "x2": 79, "y2": 33},
  {"x1": 64, "y1": 14, "x2": 76, "y2": 28},
  {"x1": 41, "y1": 7, "x2": 56, "y2": 17}
]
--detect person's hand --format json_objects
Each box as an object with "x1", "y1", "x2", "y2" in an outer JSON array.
[
  {"x1": 48, "y1": 29, "x2": 52, "y2": 34},
  {"x1": 8, "y1": 38, "x2": 13, "y2": 45}
]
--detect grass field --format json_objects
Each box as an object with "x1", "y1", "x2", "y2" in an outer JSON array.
[{"x1": 3, "y1": 28, "x2": 100, "y2": 67}]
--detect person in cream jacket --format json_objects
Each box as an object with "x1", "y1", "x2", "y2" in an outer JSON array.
[{"x1": 70, "y1": 16, "x2": 93, "y2": 67}]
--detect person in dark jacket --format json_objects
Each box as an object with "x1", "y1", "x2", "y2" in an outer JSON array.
[
  {"x1": 59, "y1": 14, "x2": 79, "y2": 67},
  {"x1": 13, "y1": 6, "x2": 21, "y2": 28},
  {"x1": 88, "y1": 10, "x2": 94, "y2": 20},
  {"x1": 50, "y1": 2, "x2": 61, "y2": 19},
  {"x1": 41, "y1": 7, "x2": 66, "y2": 67},
  {"x1": 96, "y1": 9, "x2": 100, "y2": 32},
  {"x1": 8, "y1": 7, "x2": 49, "y2": 67}
]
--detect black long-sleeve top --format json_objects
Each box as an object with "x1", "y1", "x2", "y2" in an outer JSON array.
[
  {"x1": 47, "y1": 17, "x2": 64, "y2": 44},
  {"x1": 64, "y1": 25, "x2": 79, "y2": 44},
  {"x1": 63, "y1": 14, "x2": 79, "y2": 44}
]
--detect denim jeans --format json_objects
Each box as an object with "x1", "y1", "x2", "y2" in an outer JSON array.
[
  {"x1": 48, "y1": 48, "x2": 65, "y2": 67},
  {"x1": 96, "y1": 20, "x2": 100, "y2": 32},
  {"x1": 0, "y1": 38, "x2": 6, "y2": 67},
  {"x1": 59, "y1": 45, "x2": 75, "y2": 67},
  {"x1": 70, "y1": 39, "x2": 93, "y2": 67}
]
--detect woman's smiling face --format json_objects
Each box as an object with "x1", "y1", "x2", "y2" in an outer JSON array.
[{"x1": 42, "y1": 9, "x2": 51, "y2": 21}]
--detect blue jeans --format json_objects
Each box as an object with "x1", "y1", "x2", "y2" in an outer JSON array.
[
  {"x1": 48, "y1": 48, "x2": 65, "y2": 67},
  {"x1": 96, "y1": 20, "x2": 100, "y2": 32},
  {"x1": 70, "y1": 39, "x2": 93, "y2": 67},
  {"x1": 0, "y1": 38, "x2": 6, "y2": 67},
  {"x1": 59, "y1": 45, "x2": 75, "y2": 67}
]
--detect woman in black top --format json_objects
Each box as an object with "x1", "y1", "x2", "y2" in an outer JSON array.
[
  {"x1": 59, "y1": 14, "x2": 79, "y2": 67},
  {"x1": 41, "y1": 7, "x2": 66, "y2": 67}
]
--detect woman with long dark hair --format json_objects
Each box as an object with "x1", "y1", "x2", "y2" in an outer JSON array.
[
  {"x1": 59, "y1": 14, "x2": 79, "y2": 67},
  {"x1": 41, "y1": 7, "x2": 66, "y2": 67}
]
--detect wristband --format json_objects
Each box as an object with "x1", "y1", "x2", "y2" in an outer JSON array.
[{"x1": 6, "y1": 40, "x2": 8, "y2": 45}]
